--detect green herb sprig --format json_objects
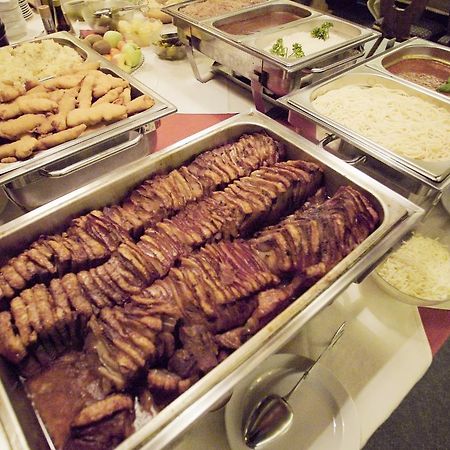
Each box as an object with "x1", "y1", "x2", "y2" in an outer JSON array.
[
  {"x1": 437, "y1": 76, "x2": 450, "y2": 93},
  {"x1": 290, "y1": 43, "x2": 305, "y2": 58},
  {"x1": 311, "y1": 21, "x2": 334, "y2": 40},
  {"x1": 269, "y1": 38, "x2": 305, "y2": 59},
  {"x1": 270, "y1": 38, "x2": 288, "y2": 58}
]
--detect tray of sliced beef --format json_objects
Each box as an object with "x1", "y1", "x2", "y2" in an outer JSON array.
[{"x1": 0, "y1": 111, "x2": 422, "y2": 450}]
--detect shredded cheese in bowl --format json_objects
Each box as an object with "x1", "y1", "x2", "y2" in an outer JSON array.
[{"x1": 375, "y1": 233, "x2": 450, "y2": 304}]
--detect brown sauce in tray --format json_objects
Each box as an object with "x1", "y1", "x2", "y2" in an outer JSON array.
[
  {"x1": 24, "y1": 349, "x2": 164, "y2": 450},
  {"x1": 26, "y1": 351, "x2": 110, "y2": 449},
  {"x1": 387, "y1": 58, "x2": 450, "y2": 93},
  {"x1": 216, "y1": 11, "x2": 304, "y2": 35}
]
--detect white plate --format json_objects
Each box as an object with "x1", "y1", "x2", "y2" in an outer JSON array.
[{"x1": 225, "y1": 354, "x2": 360, "y2": 450}]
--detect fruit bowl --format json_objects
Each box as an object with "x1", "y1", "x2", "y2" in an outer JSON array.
[
  {"x1": 82, "y1": 31, "x2": 144, "y2": 73},
  {"x1": 117, "y1": 17, "x2": 162, "y2": 47}
]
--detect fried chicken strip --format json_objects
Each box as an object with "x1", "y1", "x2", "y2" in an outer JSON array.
[
  {"x1": 36, "y1": 124, "x2": 87, "y2": 151},
  {"x1": 0, "y1": 135, "x2": 38, "y2": 161},
  {"x1": 0, "y1": 81, "x2": 26, "y2": 102},
  {"x1": 0, "y1": 114, "x2": 46, "y2": 140},
  {"x1": 66, "y1": 104, "x2": 127, "y2": 128},
  {"x1": 0, "y1": 97, "x2": 58, "y2": 120},
  {"x1": 125, "y1": 95, "x2": 155, "y2": 115}
]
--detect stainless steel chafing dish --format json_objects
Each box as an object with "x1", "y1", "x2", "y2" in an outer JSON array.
[
  {"x1": 162, "y1": 0, "x2": 380, "y2": 110},
  {"x1": 366, "y1": 37, "x2": 450, "y2": 98},
  {"x1": 0, "y1": 111, "x2": 422, "y2": 449},
  {"x1": 0, "y1": 32, "x2": 177, "y2": 208},
  {"x1": 278, "y1": 64, "x2": 450, "y2": 211}
]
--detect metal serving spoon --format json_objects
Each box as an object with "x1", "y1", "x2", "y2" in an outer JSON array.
[
  {"x1": 243, "y1": 322, "x2": 346, "y2": 449},
  {"x1": 92, "y1": 5, "x2": 143, "y2": 19}
]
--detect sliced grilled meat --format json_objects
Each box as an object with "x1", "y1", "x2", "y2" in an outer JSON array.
[
  {"x1": 66, "y1": 394, "x2": 134, "y2": 450},
  {"x1": 87, "y1": 187, "x2": 379, "y2": 390},
  {"x1": 88, "y1": 240, "x2": 280, "y2": 389},
  {"x1": 0, "y1": 211, "x2": 130, "y2": 308},
  {"x1": 215, "y1": 276, "x2": 306, "y2": 350},
  {"x1": 0, "y1": 160, "x2": 322, "y2": 366},
  {"x1": 251, "y1": 186, "x2": 380, "y2": 277},
  {"x1": 105, "y1": 132, "x2": 284, "y2": 236},
  {"x1": 0, "y1": 133, "x2": 284, "y2": 306}
]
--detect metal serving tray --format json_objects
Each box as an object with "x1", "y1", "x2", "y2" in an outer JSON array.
[
  {"x1": 0, "y1": 111, "x2": 423, "y2": 449},
  {"x1": 279, "y1": 65, "x2": 450, "y2": 187},
  {"x1": 0, "y1": 32, "x2": 177, "y2": 186},
  {"x1": 163, "y1": 0, "x2": 379, "y2": 100},
  {"x1": 168, "y1": 0, "x2": 273, "y2": 23},
  {"x1": 366, "y1": 38, "x2": 450, "y2": 99},
  {"x1": 211, "y1": 1, "x2": 318, "y2": 38},
  {"x1": 241, "y1": 14, "x2": 373, "y2": 69},
  {"x1": 3, "y1": 129, "x2": 152, "y2": 211}
]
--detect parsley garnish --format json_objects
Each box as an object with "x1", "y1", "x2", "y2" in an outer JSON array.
[
  {"x1": 437, "y1": 76, "x2": 450, "y2": 93},
  {"x1": 290, "y1": 43, "x2": 305, "y2": 58},
  {"x1": 269, "y1": 38, "x2": 305, "y2": 59},
  {"x1": 311, "y1": 22, "x2": 334, "y2": 40},
  {"x1": 270, "y1": 38, "x2": 288, "y2": 58}
]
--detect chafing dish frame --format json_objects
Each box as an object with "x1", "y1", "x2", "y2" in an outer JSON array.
[
  {"x1": 365, "y1": 37, "x2": 450, "y2": 99},
  {"x1": 163, "y1": 0, "x2": 380, "y2": 101},
  {"x1": 0, "y1": 111, "x2": 423, "y2": 449},
  {"x1": 211, "y1": 1, "x2": 318, "y2": 39},
  {"x1": 0, "y1": 32, "x2": 177, "y2": 185},
  {"x1": 278, "y1": 65, "x2": 450, "y2": 188}
]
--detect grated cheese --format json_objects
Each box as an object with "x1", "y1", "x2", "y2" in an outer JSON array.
[{"x1": 376, "y1": 233, "x2": 450, "y2": 301}]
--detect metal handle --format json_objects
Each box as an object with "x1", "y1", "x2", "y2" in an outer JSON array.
[
  {"x1": 39, "y1": 130, "x2": 144, "y2": 178},
  {"x1": 93, "y1": 4, "x2": 142, "y2": 18},
  {"x1": 365, "y1": 35, "x2": 384, "y2": 59},
  {"x1": 186, "y1": 35, "x2": 216, "y2": 83},
  {"x1": 305, "y1": 47, "x2": 365, "y2": 74},
  {"x1": 284, "y1": 322, "x2": 346, "y2": 401},
  {"x1": 319, "y1": 134, "x2": 367, "y2": 166}
]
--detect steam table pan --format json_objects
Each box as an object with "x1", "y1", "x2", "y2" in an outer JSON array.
[
  {"x1": 0, "y1": 32, "x2": 177, "y2": 189},
  {"x1": 0, "y1": 111, "x2": 423, "y2": 450}
]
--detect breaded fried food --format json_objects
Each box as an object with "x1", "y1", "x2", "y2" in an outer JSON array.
[
  {"x1": 57, "y1": 61, "x2": 100, "y2": 76},
  {"x1": 125, "y1": 95, "x2": 155, "y2": 115},
  {"x1": 48, "y1": 90, "x2": 65, "y2": 103},
  {"x1": 91, "y1": 71, "x2": 113, "y2": 99},
  {"x1": 0, "y1": 81, "x2": 26, "y2": 103},
  {"x1": 25, "y1": 85, "x2": 48, "y2": 96},
  {"x1": 43, "y1": 72, "x2": 86, "y2": 90},
  {"x1": 77, "y1": 73, "x2": 97, "y2": 109},
  {"x1": 93, "y1": 87, "x2": 124, "y2": 106},
  {"x1": 36, "y1": 87, "x2": 79, "y2": 135},
  {"x1": 24, "y1": 79, "x2": 40, "y2": 91},
  {"x1": 0, "y1": 135, "x2": 38, "y2": 160},
  {"x1": 93, "y1": 73, "x2": 128, "y2": 98},
  {"x1": 67, "y1": 104, "x2": 127, "y2": 128},
  {"x1": 0, "y1": 156, "x2": 17, "y2": 163},
  {"x1": 0, "y1": 97, "x2": 58, "y2": 120},
  {"x1": 51, "y1": 88, "x2": 79, "y2": 132},
  {"x1": 36, "y1": 124, "x2": 87, "y2": 151},
  {"x1": 0, "y1": 114, "x2": 46, "y2": 140},
  {"x1": 36, "y1": 119, "x2": 54, "y2": 136},
  {"x1": 117, "y1": 87, "x2": 131, "y2": 105}
]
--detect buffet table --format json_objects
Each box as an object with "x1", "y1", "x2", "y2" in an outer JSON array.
[
  {"x1": 0, "y1": 12, "x2": 449, "y2": 450},
  {"x1": 150, "y1": 113, "x2": 450, "y2": 450},
  {"x1": 110, "y1": 44, "x2": 450, "y2": 450}
]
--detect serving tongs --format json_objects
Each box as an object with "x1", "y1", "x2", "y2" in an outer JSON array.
[{"x1": 93, "y1": 4, "x2": 143, "y2": 19}]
